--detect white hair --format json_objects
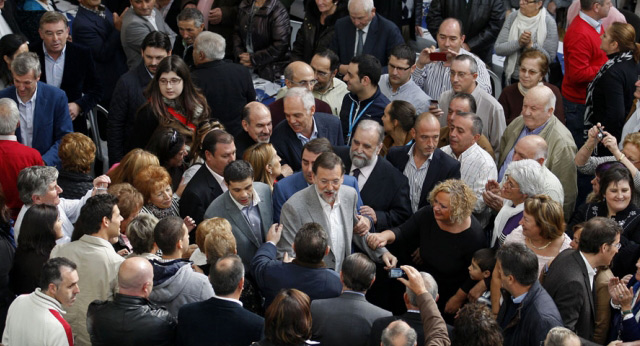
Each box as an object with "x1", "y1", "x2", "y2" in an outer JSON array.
[
  {"x1": 194, "y1": 31, "x2": 225, "y2": 61},
  {"x1": 284, "y1": 87, "x2": 315, "y2": 111},
  {"x1": 504, "y1": 159, "x2": 545, "y2": 196},
  {"x1": 0, "y1": 98, "x2": 19, "y2": 135},
  {"x1": 348, "y1": 0, "x2": 374, "y2": 13}
]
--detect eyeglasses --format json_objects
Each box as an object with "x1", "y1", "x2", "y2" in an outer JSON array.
[
  {"x1": 449, "y1": 71, "x2": 470, "y2": 78},
  {"x1": 388, "y1": 63, "x2": 411, "y2": 72},
  {"x1": 611, "y1": 242, "x2": 622, "y2": 250},
  {"x1": 291, "y1": 79, "x2": 318, "y2": 87},
  {"x1": 520, "y1": 0, "x2": 540, "y2": 4},
  {"x1": 519, "y1": 67, "x2": 541, "y2": 75},
  {"x1": 159, "y1": 77, "x2": 183, "y2": 86},
  {"x1": 313, "y1": 69, "x2": 330, "y2": 78}
]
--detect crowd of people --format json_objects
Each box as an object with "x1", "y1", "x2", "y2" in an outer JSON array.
[{"x1": 1, "y1": 0, "x2": 640, "y2": 344}]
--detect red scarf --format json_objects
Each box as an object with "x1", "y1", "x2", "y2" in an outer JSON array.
[{"x1": 167, "y1": 106, "x2": 196, "y2": 130}]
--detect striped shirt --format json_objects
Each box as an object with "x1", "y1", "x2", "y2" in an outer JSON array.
[
  {"x1": 403, "y1": 144, "x2": 432, "y2": 212},
  {"x1": 411, "y1": 48, "x2": 492, "y2": 100}
]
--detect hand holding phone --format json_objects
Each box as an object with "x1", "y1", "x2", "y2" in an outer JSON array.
[{"x1": 429, "y1": 52, "x2": 447, "y2": 61}]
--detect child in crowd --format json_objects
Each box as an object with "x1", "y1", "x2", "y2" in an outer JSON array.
[{"x1": 468, "y1": 248, "x2": 497, "y2": 307}]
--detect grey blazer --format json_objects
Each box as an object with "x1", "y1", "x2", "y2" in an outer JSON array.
[
  {"x1": 277, "y1": 185, "x2": 387, "y2": 271},
  {"x1": 311, "y1": 292, "x2": 392, "y2": 346},
  {"x1": 203, "y1": 182, "x2": 273, "y2": 270},
  {"x1": 120, "y1": 8, "x2": 177, "y2": 69}
]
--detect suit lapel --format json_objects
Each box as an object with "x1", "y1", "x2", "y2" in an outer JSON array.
[
  {"x1": 305, "y1": 187, "x2": 332, "y2": 251},
  {"x1": 338, "y1": 189, "x2": 353, "y2": 260},
  {"x1": 224, "y1": 193, "x2": 261, "y2": 248},
  {"x1": 575, "y1": 252, "x2": 596, "y2": 319},
  {"x1": 363, "y1": 15, "x2": 379, "y2": 53},
  {"x1": 361, "y1": 157, "x2": 382, "y2": 196},
  {"x1": 32, "y1": 84, "x2": 47, "y2": 142},
  {"x1": 256, "y1": 186, "x2": 270, "y2": 237},
  {"x1": 420, "y1": 149, "x2": 440, "y2": 204}
]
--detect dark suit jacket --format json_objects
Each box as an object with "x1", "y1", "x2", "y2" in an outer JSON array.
[
  {"x1": 172, "y1": 39, "x2": 194, "y2": 68},
  {"x1": 192, "y1": 59, "x2": 256, "y2": 136},
  {"x1": 2, "y1": 0, "x2": 22, "y2": 35},
  {"x1": 179, "y1": 164, "x2": 224, "y2": 228},
  {"x1": 0, "y1": 82, "x2": 72, "y2": 167},
  {"x1": 271, "y1": 112, "x2": 344, "y2": 171},
  {"x1": 542, "y1": 249, "x2": 598, "y2": 345},
  {"x1": 330, "y1": 14, "x2": 404, "y2": 67},
  {"x1": 34, "y1": 42, "x2": 103, "y2": 116},
  {"x1": 177, "y1": 297, "x2": 264, "y2": 346},
  {"x1": 107, "y1": 62, "x2": 152, "y2": 163},
  {"x1": 268, "y1": 96, "x2": 332, "y2": 127},
  {"x1": 203, "y1": 182, "x2": 273, "y2": 271},
  {"x1": 251, "y1": 242, "x2": 342, "y2": 307},
  {"x1": 72, "y1": 6, "x2": 128, "y2": 106},
  {"x1": 272, "y1": 171, "x2": 363, "y2": 223},
  {"x1": 311, "y1": 292, "x2": 392, "y2": 346},
  {"x1": 386, "y1": 146, "x2": 461, "y2": 210},
  {"x1": 334, "y1": 146, "x2": 411, "y2": 231},
  {"x1": 368, "y1": 312, "x2": 425, "y2": 346}
]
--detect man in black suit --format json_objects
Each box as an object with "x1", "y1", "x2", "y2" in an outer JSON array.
[
  {"x1": 35, "y1": 11, "x2": 103, "y2": 135},
  {"x1": 335, "y1": 120, "x2": 410, "y2": 231},
  {"x1": 0, "y1": 0, "x2": 22, "y2": 36},
  {"x1": 311, "y1": 253, "x2": 392, "y2": 345},
  {"x1": 107, "y1": 31, "x2": 171, "y2": 164},
  {"x1": 386, "y1": 113, "x2": 461, "y2": 212},
  {"x1": 368, "y1": 271, "x2": 438, "y2": 346},
  {"x1": 192, "y1": 31, "x2": 255, "y2": 136},
  {"x1": 173, "y1": 8, "x2": 204, "y2": 68},
  {"x1": 542, "y1": 217, "x2": 622, "y2": 346},
  {"x1": 177, "y1": 254, "x2": 264, "y2": 346},
  {"x1": 235, "y1": 101, "x2": 272, "y2": 159},
  {"x1": 271, "y1": 87, "x2": 344, "y2": 172},
  {"x1": 330, "y1": 0, "x2": 404, "y2": 75},
  {"x1": 180, "y1": 130, "x2": 235, "y2": 238},
  {"x1": 251, "y1": 222, "x2": 342, "y2": 308}
]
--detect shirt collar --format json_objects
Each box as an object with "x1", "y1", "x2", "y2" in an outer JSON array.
[
  {"x1": 142, "y1": 8, "x2": 157, "y2": 21},
  {"x1": 16, "y1": 83, "x2": 37, "y2": 106},
  {"x1": 350, "y1": 154, "x2": 377, "y2": 179},
  {"x1": 214, "y1": 295, "x2": 243, "y2": 306},
  {"x1": 79, "y1": 3, "x2": 106, "y2": 17},
  {"x1": 579, "y1": 11, "x2": 602, "y2": 32},
  {"x1": 315, "y1": 78, "x2": 337, "y2": 95},
  {"x1": 296, "y1": 118, "x2": 318, "y2": 142},
  {"x1": 524, "y1": 117, "x2": 550, "y2": 135},
  {"x1": 450, "y1": 143, "x2": 478, "y2": 160},
  {"x1": 229, "y1": 186, "x2": 261, "y2": 210},
  {"x1": 579, "y1": 251, "x2": 598, "y2": 276},
  {"x1": 0, "y1": 135, "x2": 17, "y2": 141},
  {"x1": 407, "y1": 144, "x2": 433, "y2": 169},
  {"x1": 512, "y1": 291, "x2": 528, "y2": 304},
  {"x1": 315, "y1": 184, "x2": 341, "y2": 210},
  {"x1": 205, "y1": 162, "x2": 227, "y2": 192},
  {"x1": 42, "y1": 41, "x2": 67, "y2": 61}
]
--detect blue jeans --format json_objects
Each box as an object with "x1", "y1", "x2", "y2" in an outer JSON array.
[{"x1": 563, "y1": 97, "x2": 587, "y2": 148}]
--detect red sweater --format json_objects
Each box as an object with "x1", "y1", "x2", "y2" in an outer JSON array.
[
  {"x1": 562, "y1": 16, "x2": 608, "y2": 104},
  {"x1": 0, "y1": 140, "x2": 43, "y2": 219}
]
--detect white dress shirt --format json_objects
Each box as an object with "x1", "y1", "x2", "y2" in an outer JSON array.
[{"x1": 316, "y1": 186, "x2": 346, "y2": 271}]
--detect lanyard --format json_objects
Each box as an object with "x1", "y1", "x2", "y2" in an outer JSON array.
[{"x1": 347, "y1": 99, "x2": 374, "y2": 142}]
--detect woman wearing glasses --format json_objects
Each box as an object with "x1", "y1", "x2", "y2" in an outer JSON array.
[
  {"x1": 494, "y1": 0, "x2": 558, "y2": 85},
  {"x1": 132, "y1": 56, "x2": 211, "y2": 150}
]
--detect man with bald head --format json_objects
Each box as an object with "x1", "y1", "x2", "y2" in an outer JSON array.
[
  {"x1": 235, "y1": 102, "x2": 273, "y2": 158},
  {"x1": 498, "y1": 85, "x2": 577, "y2": 219},
  {"x1": 270, "y1": 61, "x2": 332, "y2": 126},
  {"x1": 387, "y1": 113, "x2": 461, "y2": 212},
  {"x1": 87, "y1": 257, "x2": 177, "y2": 345}
]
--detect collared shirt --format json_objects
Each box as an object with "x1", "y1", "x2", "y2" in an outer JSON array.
[
  {"x1": 205, "y1": 162, "x2": 228, "y2": 192},
  {"x1": 214, "y1": 296, "x2": 243, "y2": 307},
  {"x1": 403, "y1": 145, "x2": 432, "y2": 212},
  {"x1": 0, "y1": 135, "x2": 17, "y2": 141},
  {"x1": 579, "y1": 11, "x2": 602, "y2": 33},
  {"x1": 230, "y1": 188, "x2": 262, "y2": 211},
  {"x1": 579, "y1": 251, "x2": 597, "y2": 290},
  {"x1": 353, "y1": 21, "x2": 371, "y2": 56},
  {"x1": 498, "y1": 118, "x2": 550, "y2": 181},
  {"x1": 343, "y1": 290, "x2": 366, "y2": 297},
  {"x1": 411, "y1": 47, "x2": 491, "y2": 100},
  {"x1": 143, "y1": 9, "x2": 159, "y2": 31},
  {"x1": 43, "y1": 42, "x2": 66, "y2": 89},
  {"x1": 316, "y1": 186, "x2": 346, "y2": 271},
  {"x1": 441, "y1": 143, "x2": 497, "y2": 213},
  {"x1": 313, "y1": 77, "x2": 349, "y2": 116},
  {"x1": 296, "y1": 118, "x2": 318, "y2": 146},
  {"x1": 79, "y1": 3, "x2": 106, "y2": 18},
  {"x1": 378, "y1": 74, "x2": 431, "y2": 114},
  {"x1": 512, "y1": 291, "x2": 529, "y2": 304},
  {"x1": 16, "y1": 84, "x2": 38, "y2": 147},
  {"x1": 0, "y1": 10, "x2": 13, "y2": 37},
  {"x1": 350, "y1": 155, "x2": 377, "y2": 191}
]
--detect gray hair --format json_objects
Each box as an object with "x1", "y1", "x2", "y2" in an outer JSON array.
[
  {"x1": 194, "y1": 31, "x2": 225, "y2": 61},
  {"x1": 504, "y1": 159, "x2": 545, "y2": 196},
  {"x1": 522, "y1": 135, "x2": 548, "y2": 160},
  {"x1": 355, "y1": 119, "x2": 384, "y2": 145},
  {"x1": 284, "y1": 87, "x2": 315, "y2": 111},
  {"x1": 455, "y1": 112, "x2": 483, "y2": 136},
  {"x1": 177, "y1": 7, "x2": 204, "y2": 27},
  {"x1": 381, "y1": 321, "x2": 417, "y2": 346},
  {"x1": 0, "y1": 98, "x2": 19, "y2": 135},
  {"x1": 453, "y1": 54, "x2": 478, "y2": 74},
  {"x1": 406, "y1": 272, "x2": 438, "y2": 305},
  {"x1": 126, "y1": 213, "x2": 159, "y2": 255},
  {"x1": 17, "y1": 166, "x2": 58, "y2": 205},
  {"x1": 544, "y1": 327, "x2": 579, "y2": 346},
  {"x1": 11, "y1": 51, "x2": 41, "y2": 78},
  {"x1": 348, "y1": 0, "x2": 374, "y2": 13}
]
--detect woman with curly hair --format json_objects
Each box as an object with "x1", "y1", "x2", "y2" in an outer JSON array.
[
  {"x1": 107, "y1": 149, "x2": 160, "y2": 185},
  {"x1": 132, "y1": 56, "x2": 211, "y2": 149},
  {"x1": 367, "y1": 179, "x2": 485, "y2": 318}
]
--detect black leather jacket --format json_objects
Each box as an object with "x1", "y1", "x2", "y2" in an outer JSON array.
[
  {"x1": 87, "y1": 293, "x2": 177, "y2": 346},
  {"x1": 290, "y1": 0, "x2": 348, "y2": 63}
]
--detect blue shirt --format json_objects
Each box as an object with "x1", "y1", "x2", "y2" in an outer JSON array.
[
  {"x1": 43, "y1": 42, "x2": 66, "y2": 89},
  {"x1": 498, "y1": 119, "x2": 550, "y2": 181}
]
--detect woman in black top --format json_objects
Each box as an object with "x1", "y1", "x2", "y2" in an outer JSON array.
[{"x1": 291, "y1": 0, "x2": 348, "y2": 63}]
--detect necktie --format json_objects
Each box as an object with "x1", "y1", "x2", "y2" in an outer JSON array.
[
  {"x1": 401, "y1": 0, "x2": 409, "y2": 20},
  {"x1": 356, "y1": 30, "x2": 364, "y2": 56},
  {"x1": 352, "y1": 168, "x2": 361, "y2": 180}
]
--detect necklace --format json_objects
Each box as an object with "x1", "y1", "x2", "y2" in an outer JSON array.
[{"x1": 527, "y1": 236, "x2": 552, "y2": 250}]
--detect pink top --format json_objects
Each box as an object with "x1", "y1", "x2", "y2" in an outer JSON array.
[
  {"x1": 504, "y1": 226, "x2": 572, "y2": 276},
  {"x1": 567, "y1": 0, "x2": 627, "y2": 30}
]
